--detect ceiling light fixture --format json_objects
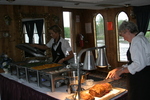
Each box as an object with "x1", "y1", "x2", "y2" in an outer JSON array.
[
  {"x1": 74, "y1": 2, "x2": 80, "y2": 5},
  {"x1": 6, "y1": 0, "x2": 15, "y2": 3},
  {"x1": 125, "y1": 4, "x2": 130, "y2": 7}
]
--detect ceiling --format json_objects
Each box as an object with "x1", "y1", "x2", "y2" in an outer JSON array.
[{"x1": 0, "y1": 0, "x2": 150, "y2": 10}]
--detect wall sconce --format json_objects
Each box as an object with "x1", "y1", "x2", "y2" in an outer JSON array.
[
  {"x1": 4, "y1": 15, "x2": 12, "y2": 25},
  {"x1": 130, "y1": 10, "x2": 136, "y2": 19},
  {"x1": 73, "y1": 45, "x2": 110, "y2": 100},
  {"x1": 3, "y1": 32, "x2": 10, "y2": 37},
  {"x1": 52, "y1": 15, "x2": 59, "y2": 24},
  {"x1": 0, "y1": 31, "x2": 10, "y2": 38}
]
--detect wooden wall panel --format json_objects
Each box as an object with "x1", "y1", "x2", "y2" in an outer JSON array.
[
  {"x1": 74, "y1": 7, "x2": 136, "y2": 71},
  {"x1": 0, "y1": 4, "x2": 136, "y2": 71},
  {"x1": 0, "y1": 5, "x2": 63, "y2": 61}
]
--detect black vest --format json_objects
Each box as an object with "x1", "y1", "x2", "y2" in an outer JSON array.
[{"x1": 52, "y1": 42, "x2": 68, "y2": 64}]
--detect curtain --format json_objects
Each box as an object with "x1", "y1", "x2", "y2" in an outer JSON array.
[
  {"x1": 23, "y1": 19, "x2": 44, "y2": 44},
  {"x1": 23, "y1": 21, "x2": 34, "y2": 43},
  {"x1": 35, "y1": 19, "x2": 44, "y2": 44},
  {"x1": 134, "y1": 5, "x2": 150, "y2": 35}
]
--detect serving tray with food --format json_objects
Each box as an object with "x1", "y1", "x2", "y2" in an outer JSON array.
[{"x1": 66, "y1": 82, "x2": 127, "y2": 100}]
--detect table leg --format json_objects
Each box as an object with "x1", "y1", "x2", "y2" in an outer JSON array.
[{"x1": 50, "y1": 74, "x2": 55, "y2": 92}]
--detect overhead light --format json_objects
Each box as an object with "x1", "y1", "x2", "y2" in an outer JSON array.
[
  {"x1": 125, "y1": 4, "x2": 130, "y2": 7},
  {"x1": 6, "y1": 0, "x2": 15, "y2": 3},
  {"x1": 74, "y1": 2, "x2": 80, "y2": 5}
]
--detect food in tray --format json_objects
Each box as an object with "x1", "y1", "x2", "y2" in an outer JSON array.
[
  {"x1": 80, "y1": 83, "x2": 112, "y2": 100},
  {"x1": 89, "y1": 83, "x2": 112, "y2": 97},
  {"x1": 31, "y1": 63, "x2": 62, "y2": 70},
  {"x1": 80, "y1": 90, "x2": 94, "y2": 100}
]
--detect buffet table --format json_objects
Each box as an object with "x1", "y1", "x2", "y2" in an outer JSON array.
[
  {"x1": 0, "y1": 73, "x2": 70, "y2": 100},
  {"x1": 0, "y1": 73, "x2": 128, "y2": 100}
]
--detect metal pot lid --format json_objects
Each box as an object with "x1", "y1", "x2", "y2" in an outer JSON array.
[{"x1": 16, "y1": 43, "x2": 45, "y2": 57}]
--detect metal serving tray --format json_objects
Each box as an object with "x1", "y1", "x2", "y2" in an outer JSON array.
[
  {"x1": 28, "y1": 64, "x2": 72, "y2": 92},
  {"x1": 10, "y1": 61, "x2": 49, "y2": 80}
]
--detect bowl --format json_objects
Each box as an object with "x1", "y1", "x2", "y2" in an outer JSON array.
[{"x1": 85, "y1": 79, "x2": 94, "y2": 86}]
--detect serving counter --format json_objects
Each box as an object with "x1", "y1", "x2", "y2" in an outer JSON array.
[{"x1": 0, "y1": 73, "x2": 128, "y2": 100}]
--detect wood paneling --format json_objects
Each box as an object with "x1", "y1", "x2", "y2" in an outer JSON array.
[
  {"x1": 71, "y1": 7, "x2": 136, "y2": 71},
  {"x1": 0, "y1": 5, "x2": 136, "y2": 71},
  {"x1": 0, "y1": 5, "x2": 63, "y2": 61}
]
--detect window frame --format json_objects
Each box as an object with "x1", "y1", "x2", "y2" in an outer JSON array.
[
  {"x1": 94, "y1": 13, "x2": 105, "y2": 47},
  {"x1": 23, "y1": 19, "x2": 46, "y2": 44},
  {"x1": 116, "y1": 11, "x2": 129, "y2": 62},
  {"x1": 93, "y1": 13, "x2": 105, "y2": 58}
]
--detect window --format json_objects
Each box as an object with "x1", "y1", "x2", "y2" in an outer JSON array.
[
  {"x1": 63, "y1": 11, "x2": 72, "y2": 47},
  {"x1": 116, "y1": 11, "x2": 129, "y2": 62},
  {"x1": 22, "y1": 19, "x2": 45, "y2": 44},
  {"x1": 145, "y1": 20, "x2": 150, "y2": 41},
  {"x1": 94, "y1": 13, "x2": 105, "y2": 47},
  {"x1": 22, "y1": 19, "x2": 45, "y2": 57}
]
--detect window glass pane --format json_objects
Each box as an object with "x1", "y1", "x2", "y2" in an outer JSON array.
[
  {"x1": 25, "y1": 34, "x2": 29, "y2": 43},
  {"x1": 43, "y1": 22, "x2": 46, "y2": 44},
  {"x1": 95, "y1": 14, "x2": 105, "y2": 47},
  {"x1": 145, "y1": 20, "x2": 150, "y2": 42},
  {"x1": 33, "y1": 34, "x2": 39, "y2": 43},
  {"x1": 63, "y1": 11, "x2": 71, "y2": 46},
  {"x1": 34, "y1": 23, "x2": 37, "y2": 33},
  {"x1": 117, "y1": 12, "x2": 129, "y2": 62}
]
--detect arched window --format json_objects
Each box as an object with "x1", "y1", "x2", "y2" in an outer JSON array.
[
  {"x1": 94, "y1": 13, "x2": 105, "y2": 47},
  {"x1": 116, "y1": 11, "x2": 129, "y2": 62}
]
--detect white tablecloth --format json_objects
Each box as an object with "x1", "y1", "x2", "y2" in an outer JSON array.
[
  {"x1": 1, "y1": 73, "x2": 70, "y2": 100},
  {"x1": 1, "y1": 73, "x2": 127, "y2": 100}
]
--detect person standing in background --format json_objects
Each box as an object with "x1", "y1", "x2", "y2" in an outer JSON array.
[
  {"x1": 106, "y1": 21, "x2": 150, "y2": 100},
  {"x1": 30, "y1": 25, "x2": 74, "y2": 65}
]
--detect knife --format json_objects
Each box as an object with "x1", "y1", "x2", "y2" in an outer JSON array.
[{"x1": 98, "y1": 78, "x2": 114, "y2": 84}]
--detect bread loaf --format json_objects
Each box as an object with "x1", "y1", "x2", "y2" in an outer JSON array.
[
  {"x1": 89, "y1": 83, "x2": 112, "y2": 97},
  {"x1": 80, "y1": 90, "x2": 94, "y2": 100}
]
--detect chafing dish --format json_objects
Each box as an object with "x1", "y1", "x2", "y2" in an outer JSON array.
[
  {"x1": 10, "y1": 62, "x2": 73, "y2": 92},
  {"x1": 13, "y1": 43, "x2": 82, "y2": 92},
  {"x1": 16, "y1": 43, "x2": 45, "y2": 57}
]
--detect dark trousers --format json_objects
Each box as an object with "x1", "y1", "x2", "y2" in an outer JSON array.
[{"x1": 127, "y1": 66, "x2": 150, "y2": 100}]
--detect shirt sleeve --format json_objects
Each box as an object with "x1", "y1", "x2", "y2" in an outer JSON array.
[
  {"x1": 62, "y1": 40, "x2": 72, "y2": 51},
  {"x1": 127, "y1": 37, "x2": 148, "y2": 74},
  {"x1": 46, "y1": 39, "x2": 54, "y2": 48},
  {"x1": 61, "y1": 39, "x2": 72, "y2": 56}
]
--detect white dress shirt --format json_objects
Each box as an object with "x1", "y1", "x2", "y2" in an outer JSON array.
[
  {"x1": 46, "y1": 37, "x2": 74, "y2": 64},
  {"x1": 123, "y1": 32, "x2": 150, "y2": 74},
  {"x1": 46, "y1": 37, "x2": 72, "y2": 57}
]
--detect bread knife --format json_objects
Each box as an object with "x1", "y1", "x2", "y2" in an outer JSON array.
[{"x1": 98, "y1": 78, "x2": 114, "y2": 84}]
